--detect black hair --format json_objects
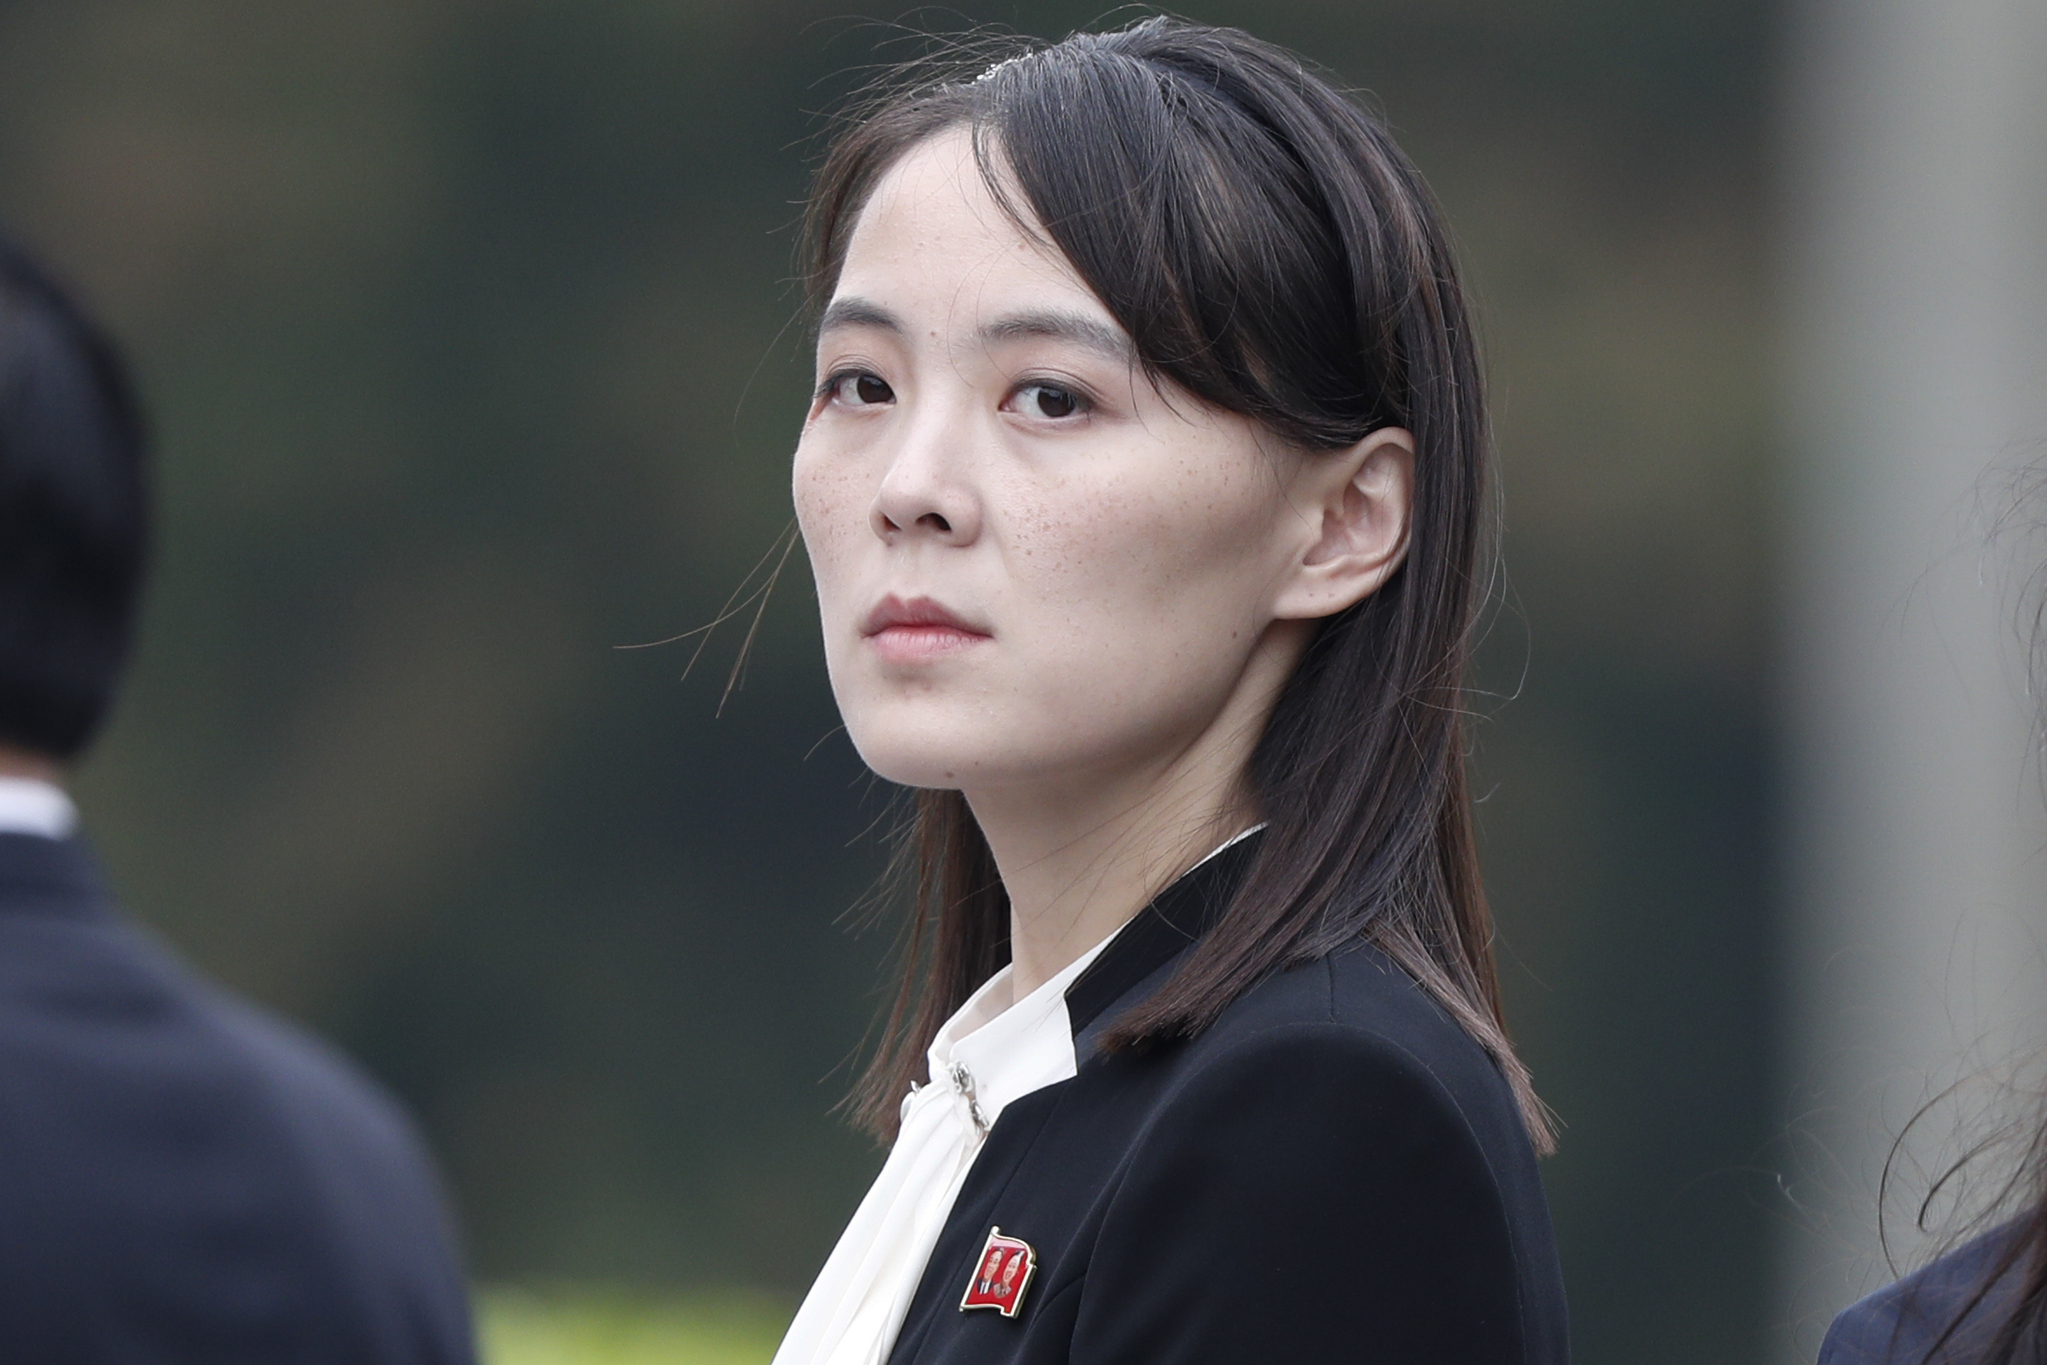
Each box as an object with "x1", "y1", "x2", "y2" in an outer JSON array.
[
  {"x1": 0, "y1": 236, "x2": 149, "y2": 761},
  {"x1": 804, "y1": 17, "x2": 1550, "y2": 1150}
]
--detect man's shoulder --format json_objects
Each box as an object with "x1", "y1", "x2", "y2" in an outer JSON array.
[
  {"x1": 191, "y1": 960, "x2": 436, "y2": 1174},
  {"x1": 0, "y1": 856, "x2": 476, "y2": 1361},
  {"x1": 0, "y1": 871, "x2": 453, "y2": 1249},
  {"x1": 0, "y1": 886, "x2": 410, "y2": 1150}
]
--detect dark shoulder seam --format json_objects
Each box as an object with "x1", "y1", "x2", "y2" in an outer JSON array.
[
  {"x1": 1331, "y1": 948, "x2": 1541, "y2": 1356},
  {"x1": 1175, "y1": 1013, "x2": 1506, "y2": 1187},
  {"x1": 1179, "y1": 1000, "x2": 1535, "y2": 1357}
]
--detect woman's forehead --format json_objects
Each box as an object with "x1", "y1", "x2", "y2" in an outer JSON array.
[{"x1": 834, "y1": 130, "x2": 1115, "y2": 338}]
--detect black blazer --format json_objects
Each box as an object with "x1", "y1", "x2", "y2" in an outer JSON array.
[
  {"x1": 0, "y1": 831, "x2": 476, "y2": 1363},
  {"x1": 885, "y1": 835, "x2": 1568, "y2": 1365},
  {"x1": 1820, "y1": 1225, "x2": 2024, "y2": 1365}
]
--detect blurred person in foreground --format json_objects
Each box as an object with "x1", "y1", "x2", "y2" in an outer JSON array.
[{"x1": 0, "y1": 235, "x2": 476, "y2": 1363}]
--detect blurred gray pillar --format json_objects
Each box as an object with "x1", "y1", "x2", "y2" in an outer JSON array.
[{"x1": 1779, "y1": 0, "x2": 2047, "y2": 1359}]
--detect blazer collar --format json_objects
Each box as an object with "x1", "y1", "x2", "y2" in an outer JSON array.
[
  {"x1": 1063, "y1": 827, "x2": 1262, "y2": 1046},
  {"x1": 0, "y1": 832, "x2": 114, "y2": 920}
]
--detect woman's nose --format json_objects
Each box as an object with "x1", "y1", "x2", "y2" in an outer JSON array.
[{"x1": 870, "y1": 412, "x2": 980, "y2": 545}]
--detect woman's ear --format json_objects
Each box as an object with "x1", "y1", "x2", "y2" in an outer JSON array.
[{"x1": 1273, "y1": 426, "x2": 1415, "y2": 621}]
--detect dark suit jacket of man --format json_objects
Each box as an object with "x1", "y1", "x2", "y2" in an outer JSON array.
[
  {"x1": 0, "y1": 831, "x2": 476, "y2": 1363},
  {"x1": 1821, "y1": 1225, "x2": 2027, "y2": 1365},
  {"x1": 882, "y1": 834, "x2": 1569, "y2": 1365}
]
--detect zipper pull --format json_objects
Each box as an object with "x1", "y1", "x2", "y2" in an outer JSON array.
[{"x1": 950, "y1": 1062, "x2": 990, "y2": 1137}]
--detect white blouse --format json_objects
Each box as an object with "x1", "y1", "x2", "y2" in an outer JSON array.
[
  {"x1": 0, "y1": 778, "x2": 76, "y2": 840},
  {"x1": 771, "y1": 827, "x2": 1262, "y2": 1365}
]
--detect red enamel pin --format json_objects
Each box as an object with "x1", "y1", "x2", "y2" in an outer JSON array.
[{"x1": 959, "y1": 1227, "x2": 1036, "y2": 1317}]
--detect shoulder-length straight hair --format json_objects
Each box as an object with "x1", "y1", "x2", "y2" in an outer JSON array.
[{"x1": 804, "y1": 17, "x2": 1551, "y2": 1152}]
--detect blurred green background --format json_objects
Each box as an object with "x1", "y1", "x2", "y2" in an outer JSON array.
[{"x1": 0, "y1": 1, "x2": 1776, "y2": 1360}]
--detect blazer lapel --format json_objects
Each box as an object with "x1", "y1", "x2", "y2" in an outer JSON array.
[{"x1": 1064, "y1": 830, "x2": 1262, "y2": 1053}]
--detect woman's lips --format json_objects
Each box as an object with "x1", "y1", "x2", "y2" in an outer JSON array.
[
  {"x1": 861, "y1": 595, "x2": 990, "y2": 661},
  {"x1": 869, "y1": 624, "x2": 985, "y2": 660}
]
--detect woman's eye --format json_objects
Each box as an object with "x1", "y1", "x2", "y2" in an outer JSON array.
[
  {"x1": 1013, "y1": 383, "x2": 1087, "y2": 420},
  {"x1": 825, "y1": 372, "x2": 894, "y2": 407}
]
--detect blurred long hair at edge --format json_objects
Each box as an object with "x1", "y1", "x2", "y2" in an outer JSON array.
[{"x1": 1876, "y1": 466, "x2": 2047, "y2": 1365}]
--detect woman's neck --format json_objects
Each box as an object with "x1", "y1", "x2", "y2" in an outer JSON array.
[
  {"x1": 974, "y1": 780, "x2": 1252, "y2": 999},
  {"x1": 963, "y1": 699, "x2": 1281, "y2": 998},
  {"x1": 0, "y1": 746, "x2": 62, "y2": 784},
  {"x1": 962, "y1": 615, "x2": 1311, "y2": 998}
]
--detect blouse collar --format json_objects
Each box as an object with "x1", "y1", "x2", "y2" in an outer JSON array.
[{"x1": 921, "y1": 824, "x2": 1266, "y2": 1134}]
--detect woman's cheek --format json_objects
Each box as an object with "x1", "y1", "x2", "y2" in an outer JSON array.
[
  {"x1": 793, "y1": 468, "x2": 860, "y2": 654},
  {"x1": 793, "y1": 459, "x2": 857, "y2": 566},
  {"x1": 790, "y1": 448, "x2": 831, "y2": 532},
  {"x1": 1060, "y1": 488, "x2": 1225, "y2": 619}
]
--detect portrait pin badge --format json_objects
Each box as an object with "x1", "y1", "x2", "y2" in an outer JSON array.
[{"x1": 959, "y1": 1226, "x2": 1036, "y2": 1317}]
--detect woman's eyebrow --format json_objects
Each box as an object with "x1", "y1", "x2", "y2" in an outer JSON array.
[
  {"x1": 981, "y1": 309, "x2": 1133, "y2": 363},
  {"x1": 818, "y1": 296, "x2": 905, "y2": 337}
]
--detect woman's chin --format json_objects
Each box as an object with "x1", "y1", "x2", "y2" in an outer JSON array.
[
  {"x1": 844, "y1": 724, "x2": 1034, "y2": 793},
  {"x1": 847, "y1": 744, "x2": 978, "y2": 791}
]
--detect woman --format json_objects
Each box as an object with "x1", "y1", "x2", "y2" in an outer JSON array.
[
  {"x1": 773, "y1": 18, "x2": 1567, "y2": 1365},
  {"x1": 1820, "y1": 570, "x2": 2047, "y2": 1361}
]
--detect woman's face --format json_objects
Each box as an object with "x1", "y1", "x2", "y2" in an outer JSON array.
[{"x1": 793, "y1": 127, "x2": 1379, "y2": 797}]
